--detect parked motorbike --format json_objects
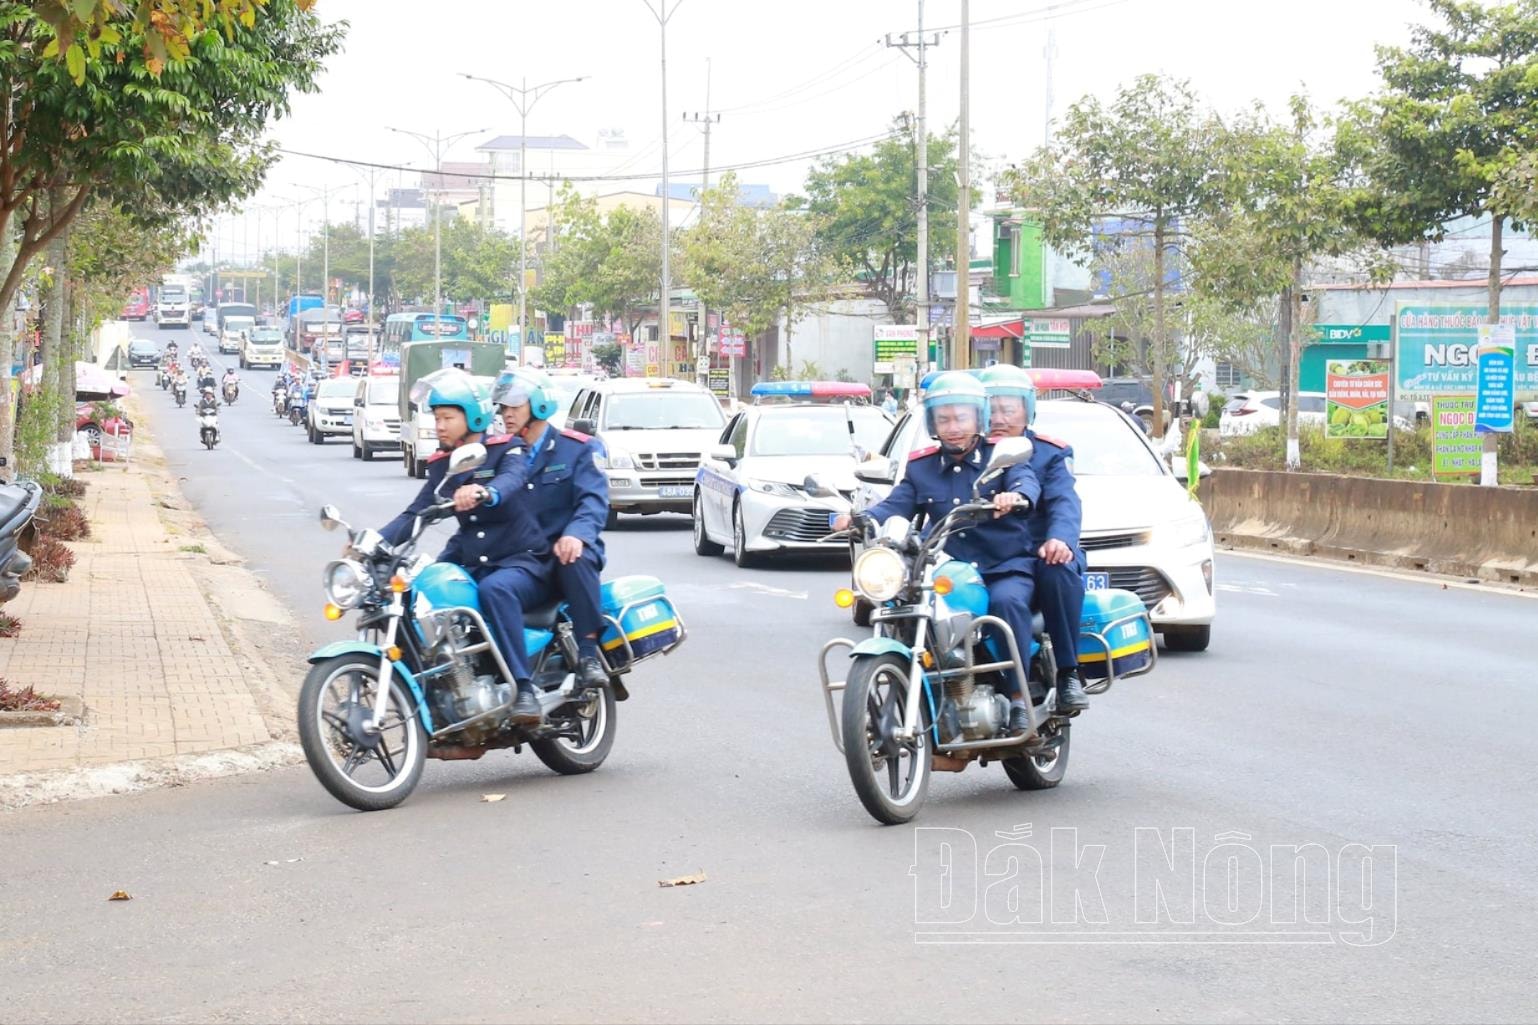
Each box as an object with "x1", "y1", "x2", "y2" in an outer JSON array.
[
  {"x1": 174, "y1": 382, "x2": 187, "y2": 408},
  {"x1": 273, "y1": 384, "x2": 289, "y2": 417},
  {"x1": 223, "y1": 381, "x2": 239, "y2": 405},
  {"x1": 814, "y1": 438, "x2": 1156, "y2": 825},
  {"x1": 0, "y1": 479, "x2": 42, "y2": 605},
  {"x1": 298, "y1": 443, "x2": 686, "y2": 812},
  {"x1": 198, "y1": 409, "x2": 220, "y2": 450}
]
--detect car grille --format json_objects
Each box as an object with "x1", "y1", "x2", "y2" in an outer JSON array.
[
  {"x1": 635, "y1": 451, "x2": 702, "y2": 471},
  {"x1": 1105, "y1": 567, "x2": 1173, "y2": 609},
  {"x1": 763, "y1": 507, "x2": 838, "y2": 544},
  {"x1": 1081, "y1": 530, "x2": 1150, "y2": 552},
  {"x1": 643, "y1": 477, "x2": 695, "y2": 489}
]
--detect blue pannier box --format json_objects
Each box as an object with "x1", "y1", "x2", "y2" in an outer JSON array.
[
  {"x1": 599, "y1": 575, "x2": 683, "y2": 667},
  {"x1": 1077, "y1": 587, "x2": 1153, "y2": 680}
]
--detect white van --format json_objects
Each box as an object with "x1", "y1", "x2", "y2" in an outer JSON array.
[{"x1": 351, "y1": 375, "x2": 401, "y2": 461}]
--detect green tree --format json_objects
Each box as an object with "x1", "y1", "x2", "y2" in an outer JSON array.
[
  {"x1": 1004, "y1": 74, "x2": 1224, "y2": 435},
  {"x1": 799, "y1": 115, "x2": 958, "y2": 320},
  {"x1": 533, "y1": 186, "x2": 663, "y2": 338},
  {"x1": 679, "y1": 172, "x2": 834, "y2": 371}
]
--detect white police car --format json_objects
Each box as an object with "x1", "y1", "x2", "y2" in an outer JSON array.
[
  {"x1": 852, "y1": 369, "x2": 1216, "y2": 651},
  {"x1": 693, "y1": 382, "x2": 894, "y2": 568}
]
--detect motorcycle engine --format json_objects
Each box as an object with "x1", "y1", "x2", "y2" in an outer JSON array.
[
  {"x1": 956, "y1": 684, "x2": 1009, "y2": 740},
  {"x1": 427, "y1": 616, "x2": 512, "y2": 744}
]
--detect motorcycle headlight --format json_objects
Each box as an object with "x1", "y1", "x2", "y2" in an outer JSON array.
[
  {"x1": 749, "y1": 478, "x2": 800, "y2": 498},
  {"x1": 1157, "y1": 507, "x2": 1212, "y2": 550},
  {"x1": 853, "y1": 546, "x2": 906, "y2": 602},
  {"x1": 605, "y1": 452, "x2": 635, "y2": 470},
  {"x1": 322, "y1": 559, "x2": 370, "y2": 609}
]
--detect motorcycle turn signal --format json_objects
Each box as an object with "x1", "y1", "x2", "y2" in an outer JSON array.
[{"x1": 833, "y1": 588, "x2": 855, "y2": 608}]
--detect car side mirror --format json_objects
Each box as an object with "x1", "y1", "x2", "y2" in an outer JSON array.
[
  {"x1": 572, "y1": 418, "x2": 596, "y2": 435},
  {"x1": 1173, "y1": 459, "x2": 1212, "y2": 481},
  {"x1": 853, "y1": 456, "x2": 895, "y2": 485},
  {"x1": 708, "y1": 442, "x2": 738, "y2": 467}
]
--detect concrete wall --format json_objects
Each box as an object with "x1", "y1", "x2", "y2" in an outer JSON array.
[
  {"x1": 783, "y1": 299, "x2": 887, "y2": 383},
  {"x1": 1200, "y1": 468, "x2": 1538, "y2": 586}
]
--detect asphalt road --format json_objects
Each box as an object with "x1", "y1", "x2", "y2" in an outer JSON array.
[{"x1": 0, "y1": 321, "x2": 1534, "y2": 1024}]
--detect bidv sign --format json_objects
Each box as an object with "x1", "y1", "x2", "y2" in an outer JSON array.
[
  {"x1": 910, "y1": 824, "x2": 1397, "y2": 946},
  {"x1": 1395, "y1": 303, "x2": 1538, "y2": 400}
]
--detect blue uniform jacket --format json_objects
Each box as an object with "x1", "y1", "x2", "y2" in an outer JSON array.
[
  {"x1": 380, "y1": 435, "x2": 546, "y2": 570},
  {"x1": 1023, "y1": 428, "x2": 1085, "y2": 567},
  {"x1": 865, "y1": 440, "x2": 1042, "y2": 576},
  {"x1": 521, "y1": 426, "x2": 610, "y2": 567}
]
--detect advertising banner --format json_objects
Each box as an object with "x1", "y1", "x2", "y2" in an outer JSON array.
[
  {"x1": 1325, "y1": 359, "x2": 1391, "y2": 439},
  {"x1": 1431, "y1": 395, "x2": 1481, "y2": 477},
  {"x1": 1395, "y1": 303, "x2": 1538, "y2": 399},
  {"x1": 1474, "y1": 323, "x2": 1516, "y2": 435}
]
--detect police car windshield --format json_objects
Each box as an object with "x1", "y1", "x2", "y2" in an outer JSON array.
[
  {"x1": 603, "y1": 392, "x2": 724, "y2": 430},
  {"x1": 1033, "y1": 403, "x2": 1165, "y2": 476},
  {"x1": 751, "y1": 406, "x2": 891, "y2": 457}
]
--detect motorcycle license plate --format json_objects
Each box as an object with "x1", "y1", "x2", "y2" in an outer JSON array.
[
  {"x1": 658, "y1": 485, "x2": 691, "y2": 498},
  {"x1": 1085, "y1": 572, "x2": 1110, "y2": 591}
]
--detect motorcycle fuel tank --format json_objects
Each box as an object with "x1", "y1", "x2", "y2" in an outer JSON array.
[{"x1": 413, "y1": 562, "x2": 481, "y2": 613}]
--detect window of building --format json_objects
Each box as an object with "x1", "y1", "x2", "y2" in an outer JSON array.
[{"x1": 1215, "y1": 361, "x2": 1242, "y2": 391}]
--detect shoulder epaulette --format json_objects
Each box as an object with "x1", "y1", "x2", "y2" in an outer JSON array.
[
  {"x1": 1032, "y1": 433, "x2": 1069, "y2": 449},
  {"x1": 482, "y1": 433, "x2": 514, "y2": 445},
  {"x1": 909, "y1": 444, "x2": 941, "y2": 460},
  {"x1": 560, "y1": 428, "x2": 592, "y2": 442},
  {"x1": 426, "y1": 450, "x2": 449, "y2": 463}
]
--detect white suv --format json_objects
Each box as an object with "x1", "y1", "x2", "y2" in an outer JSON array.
[
  {"x1": 566, "y1": 378, "x2": 727, "y2": 528},
  {"x1": 351, "y1": 375, "x2": 401, "y2": 461}
]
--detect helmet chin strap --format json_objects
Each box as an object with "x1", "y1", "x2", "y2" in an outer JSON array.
[{"x1": 939, "y1": 435, "x2": 981, "y2": 458}]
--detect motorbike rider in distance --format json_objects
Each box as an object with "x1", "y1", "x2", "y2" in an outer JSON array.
[
  {"x1": 222, "y1": 367, "x2": 239, "y2": 402},
  {"x1": 979, "y1": 364, "x2": 1089, "y2": 712},
  {"x1": 195, "y1": 385, "x2": 219, "y2": 416},
  {"x1": 832, "y1": 372, "x2": 1045, "y2": 735},
  {"x1": 492, "y1": 367, "x2": 613, "y2": 695},
  {"x1": 377, "y1": 369, "x2": 548, "y2": 725}
]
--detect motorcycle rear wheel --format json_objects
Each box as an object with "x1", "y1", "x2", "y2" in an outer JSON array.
[
  {"x1": 841, "y1": 653, "x2": 931, "y2": 825},
  {"x1": 1002, "y1": 725, "x2": 1071, "y2": 790},
  {"x1": 532, "y1": 683, "x2": 616, "y2": 775},
  {"x1": 298, "y1": 654, "x2": 426, "y2": 811}
]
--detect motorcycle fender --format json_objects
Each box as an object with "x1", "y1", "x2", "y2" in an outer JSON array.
[
  {"x1": 307, "y1": 641, "x2": 434, "y2": 733},
  {"x1": 848, "y1": 637, "x2": 912, "y2": 661}
]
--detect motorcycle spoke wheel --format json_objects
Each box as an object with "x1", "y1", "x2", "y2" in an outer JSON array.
[
  {"x1": 299, "y1": 656, "x2": 426, "y2": 811},
  {"x1": 841, "y1": 653, "x2": 930, "y2": 824}
]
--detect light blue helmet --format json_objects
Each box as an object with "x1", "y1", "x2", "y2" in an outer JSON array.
[
  {"x1": 978, "y1": 363, "x2": 1038, "y2": 426},
  {"x1": 922, "y1": 371, "x2": 990, "y2": 441},
  {"x1": 409, "y1": 368, "x2": 493, "y2": 433},
  {"x1": 493, "y1": 367, "x2": 560, "y2": 421}
]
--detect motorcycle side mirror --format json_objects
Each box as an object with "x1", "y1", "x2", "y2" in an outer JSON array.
[
  {"x1": 803, "y1": 473, "x2": 840, "y2": 498},
  {"x1": 446, "y1": 442, "x2": 487, "y2": 478},
  {"x1": 319, "y1": 505, "x2": 348, "y2": 532},
  {"x1": 986, "y1": 435, "x2": 1034, "y2": 471},
  {"x1": 853, "y1": 456, "x2": 896, "y2": 486}
]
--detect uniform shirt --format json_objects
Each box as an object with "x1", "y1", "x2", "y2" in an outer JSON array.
[
  {"x1": 864, "y1": 439, "x2": 1042, "y2": 576},
  {"x1": 379, "y1": 435, "x2": 546, "y2": 571},
  {"x1": 521, "y1": 425, "x2": 610, "y2": 566},
  {"x1": 1022, "y1": 428, "x2": 1084, "y2": 563}
]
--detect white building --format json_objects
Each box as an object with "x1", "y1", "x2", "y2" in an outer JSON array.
[{"x1": 475, "y1": 130, "x2": 636, "y2": 236}]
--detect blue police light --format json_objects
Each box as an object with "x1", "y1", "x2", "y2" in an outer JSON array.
[{"x1": 749, "y1": 381, "x2": 872, "y2": 403}]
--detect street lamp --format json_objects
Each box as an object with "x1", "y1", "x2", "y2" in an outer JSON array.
[
  {"x1": 292, "y1": 182, "x2": 348, "y2": 313},
  {"x1": 459, "y1": 72, "x2": 587, "y2": 352},
  {"x1": 642, "y1": 0, "x2": 684, "y2": 371},
  {"x1": 386, "y1": 125, "x2": 487, "y2": 331}
]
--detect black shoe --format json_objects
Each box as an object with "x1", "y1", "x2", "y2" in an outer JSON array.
[
  {"x1": 577, "y1": 655, "x2": 609, "y2": 691},
  {"x1": 509, "y1": 686, "x2": 543, "y2": 725},
  {"x1": 1007, "y1": 704, "x2": 1032, "y2": 736},
  {"x1": 1055, "y1": 670, "x2": 1089, "y2": 714}
]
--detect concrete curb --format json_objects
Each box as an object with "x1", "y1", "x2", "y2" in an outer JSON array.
[{"x1": 0, "y1": 741, "x2": 303, "y2": 811}]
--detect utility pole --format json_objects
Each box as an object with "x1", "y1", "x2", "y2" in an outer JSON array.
[
  {"x1": 643, "y1": 0, "x2": 684, "y2": 374},
  {"x1": 1043, "y1": 21, "x2": 1057, "y2": 148},
  {"x1": 886, "y1": 1, "x2": 941, "y2": 382},
  {"x1": 460, "y1": 74, "x2": 587, "y2": 355},
  {"x1": 388, "y1": 125, "x2": 486, "y2": 330},
  {"x1": 684, "y1": 60, "x2": 720, "y2": 391},
  {"x1": 954, "y1": 0, "x2": 971, "y2": 371}
]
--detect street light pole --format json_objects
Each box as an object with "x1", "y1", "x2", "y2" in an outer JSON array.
[
  {"x1": 388, "y1": 125, "x2": 486, "y2": 331},
  {"x1": 460, "y1": 73, "x2": 587, "y2": 355},
  {"x1": 643, "y1": 0, "x2": 684, "y2": 372}
]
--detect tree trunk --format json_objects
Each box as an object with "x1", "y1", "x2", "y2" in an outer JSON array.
[
  {"x1": 1285, "y1": 257, "x2": 1303, "y2": 470},
  {"x1": 1151, "y1": 221, "x2": 1168, "y2": 440},
  {"x1": 1482, "y1": 216, "x2": 1502, "y2": 487},
  {"x1": 58, "y1": 271, "x2": 80, "y2": 446},
  {"x1": 0, "y1": 218, "x2": 15, "y2": 482}
]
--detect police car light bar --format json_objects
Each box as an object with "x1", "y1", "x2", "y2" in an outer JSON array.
[{"x1": 750, "y1": 381, "x2": 873, "y2": 403}]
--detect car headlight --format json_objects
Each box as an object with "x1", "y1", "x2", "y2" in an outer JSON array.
[
  {"x1": 605, "y1": 452, "x2": 635, "y2": 470},
  {"x1": 853, "y1": 546, "x2": 905, "y2": 602},
  {"x1": 322, "y1": 559, "x2": 371, "y2": 609},
  {"x1": 749, "y1": 479, "x2": 800, "y2": 498},
  {"x1": 1158, "y1": 507, "x2": 1212, "y2": 550}
]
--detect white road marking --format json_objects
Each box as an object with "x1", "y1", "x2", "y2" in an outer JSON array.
[
  {"x1": 728, "y1": 581, "x2": 809, "y2": 600},
  {"x1": 1216, "y1": 582, "x2": 1278, "y2": 597},
  {"x1": 1222, "y1": 548, "x2": 1538, "y2": 601}
]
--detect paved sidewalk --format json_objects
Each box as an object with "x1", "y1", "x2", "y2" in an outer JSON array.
[{"x1": 0, "y1": 397, "x2": 300, "y2": 804}]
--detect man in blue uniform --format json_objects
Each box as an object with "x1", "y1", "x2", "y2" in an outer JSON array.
[
  {"x1": 980, "y1": 364, "x2": 1090, "y2": 712},
  {"x1": 379, "y1": 369, "x2": 547, "y2": 724},
  {"x1": 833, "y1": 373, "x2": 1046, "y2": 734},
  {"x1": 493, "y1": 368, "x2": 613, "y2": 694}
]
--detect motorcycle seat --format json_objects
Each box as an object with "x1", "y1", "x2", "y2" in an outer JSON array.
[{"x1": 523, "y1": 600, "x2": 562, "y2": 630}]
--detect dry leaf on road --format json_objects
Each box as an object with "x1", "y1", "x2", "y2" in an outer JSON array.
[
  {"x1": 658, "y1": 871, "x2": 707, "y2": 888},
  {"x1": 107, "y1": 890, "x2": 132, "y2": 901},
  {"x1": 481, "y1": 794, "x2": 506, "y2": 803}
]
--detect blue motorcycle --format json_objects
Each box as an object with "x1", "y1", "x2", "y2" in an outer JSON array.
[{"x1": 299, "y1": 443, "x2": 686, "y2": 811}]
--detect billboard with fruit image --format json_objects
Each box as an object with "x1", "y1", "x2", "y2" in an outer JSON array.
[{"x1": 1326, "y1": 359, "x2": 1391, "y2": 439}]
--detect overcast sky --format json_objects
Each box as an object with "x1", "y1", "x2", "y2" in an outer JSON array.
[{"x1": 216, "y1": 0, "x2": 1439, "y2": 260}]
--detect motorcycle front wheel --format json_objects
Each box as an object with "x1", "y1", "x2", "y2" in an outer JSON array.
[
  {"x1": 298, "y1": 654, "x2": 426, "y2": 811},
  {"x1": 841, "y1": 653, "x2": 931, "y2": 825}
]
